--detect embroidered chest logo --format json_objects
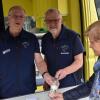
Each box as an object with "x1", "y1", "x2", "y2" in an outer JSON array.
[
  {"x1": 60, "y1": 45, "x2": 69, "y2": 54},
  {"x1": 2, "y1": 48, "x2": 11, "y2": 54},
  {"x1": 22, "y1": 42, "x2": 30, "y2": 48}
]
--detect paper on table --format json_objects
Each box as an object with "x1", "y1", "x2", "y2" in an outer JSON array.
[{"x1": 26, "y1": 95, "x2": 38, "y2": 100}]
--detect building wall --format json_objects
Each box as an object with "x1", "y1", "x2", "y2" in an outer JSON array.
[
  {"x1": 2, "y1": 0, "x2": 81, "y2": 34},
  {"x1": 2, "y1": 0, "x2": 33, "y2": 16}
]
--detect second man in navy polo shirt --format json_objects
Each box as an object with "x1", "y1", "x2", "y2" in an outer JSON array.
[{"x1": 42, "y1": 8, "x2": 84, "y2": 88}]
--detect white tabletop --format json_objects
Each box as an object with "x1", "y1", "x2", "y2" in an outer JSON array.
[{"x1": 3, "y1": 86, "x2": 89, "y2": 100}]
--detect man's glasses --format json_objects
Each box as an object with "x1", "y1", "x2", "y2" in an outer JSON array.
[{"x1": 44, "y1": 19, "x2": 61, "y2": 24}]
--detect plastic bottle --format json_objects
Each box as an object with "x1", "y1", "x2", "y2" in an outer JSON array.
[{"x1": 49, "y1": 78, "x2": 60, "y2": 97}]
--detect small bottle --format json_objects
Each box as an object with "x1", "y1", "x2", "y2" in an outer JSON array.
[
  {"x1": 49, "y1": 78, "x2": 60, "y2": 97},
  {"x1": 89, "y1": 71, "x2": 100, "y2": 100}
]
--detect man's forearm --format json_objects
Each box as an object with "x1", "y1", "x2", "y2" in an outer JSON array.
[
  {"x1": 37, "y1": 60, "x2": 48, "y2": 75},
  {"x1": 64, "y1": 53, "x2": 83, "y2": 75},
  {"x1": 34, "y1": 53, "x2": 48, "y2": 74}
]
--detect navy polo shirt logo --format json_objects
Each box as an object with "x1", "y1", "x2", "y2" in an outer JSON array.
[
  {"x1": 60, "y1": 45, "x2": 69, "y2": 54},
  {"x1": 22, "y1": 42, "x2": 30, "y2": 48},
  {"x1": 2, "y1": 48, "x2": 11, "y2": 54}
]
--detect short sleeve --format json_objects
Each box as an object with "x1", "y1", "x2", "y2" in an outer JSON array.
[
  {"x1": 33, "y1": 36, "x2": 40, "y2": 53},
  {"x1": 41, "y1": 37, "x2": 45, "y2": 54},
  {"x1": 73, "y1": 35, "x2": 84, "y2": 56}
]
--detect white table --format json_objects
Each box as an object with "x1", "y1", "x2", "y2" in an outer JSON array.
[{"x1": 3, "y1": 86, "x2": 89, "y2": 100}]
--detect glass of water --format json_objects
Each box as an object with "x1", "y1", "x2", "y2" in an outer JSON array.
[{"x1": 49, "y1": 77, "x2": 60, "y2": 97}]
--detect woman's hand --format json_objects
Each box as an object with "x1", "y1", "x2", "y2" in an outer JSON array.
[{"x1": 49, "y1": 92, "x2": 64, "y2": 100}]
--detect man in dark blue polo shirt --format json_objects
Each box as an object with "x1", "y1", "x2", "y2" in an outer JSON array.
[
  {"x1": 0, "y1": 6, "x2": 53, "y2": 99},
  {"x1": 42, "y1": 8, "x2": 84, "y2": 88}
]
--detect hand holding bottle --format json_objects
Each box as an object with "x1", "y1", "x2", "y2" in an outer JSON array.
[{"x1": 49, "y1": 77, "x2": 60, "y2": 98}]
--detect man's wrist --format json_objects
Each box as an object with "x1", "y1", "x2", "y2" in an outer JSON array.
[{"x1": 42, "y1": 71, "x2": 48, "y2": 77}]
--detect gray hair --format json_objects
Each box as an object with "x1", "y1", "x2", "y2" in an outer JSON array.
[
  {"x1": 44, "y1": 8, "x2": 62, "y2": 19},
  {"x1": 85, "y1": 20, "x2": 100, "y2": 41},
  {"x1": 8, "y1": 5, "x2": 26, "y2": 16}
]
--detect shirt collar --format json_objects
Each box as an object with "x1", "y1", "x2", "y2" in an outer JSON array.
[
  {"x1": 5, "y1": 27, "x2": 25, "y2": 40},
  {"x1": 48, "y1": 24, "x2": 67, "y2": 41}
]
